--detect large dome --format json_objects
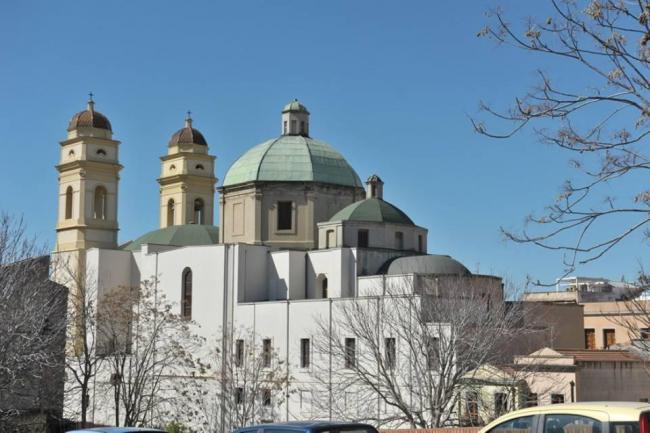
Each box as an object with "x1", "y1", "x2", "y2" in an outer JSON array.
[{"x1": 222, "y1": 135, "x2": 363, "y2": 188}]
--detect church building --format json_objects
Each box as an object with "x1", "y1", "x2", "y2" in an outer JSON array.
[{"x1": 52, "y1": 96, "x2": 503, "y2": 428}]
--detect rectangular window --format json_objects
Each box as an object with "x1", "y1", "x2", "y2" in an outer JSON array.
[
  {"x1": 641, "y1": 328, "x2": 650, "y2": 340},
  {"x1": 604, "y1": 329, "x2": 616, "y2": 348},
  {"x1": 418, "y1": 234, "x2": 424, "y2": 252},
  {"x1": 262, "y1": 388, "x2": 271, "y2": 406},
  {"x1": 526, "y1": 393, "x2": 538, "y2": 407},
  {"x1": 283, "y1": 121, "x2": 287, "y2": 134},
  {"x1": 344, "y1": 338, "x2": 356, "y2": 368},
  {"x1": 300, "y1": 121, "x2": 305, "y2": 134},
  {"x1": 466, "y1": 391, "x2": 479, "y2": 425},
  {"x1": 300, "y1": 338, "x2": 310, "y2": 368},
  {"x1": 551, "y1": 394, "x2": 565, "y2": 404},
  {"x1": 494, "y1": 392, "x2": 508, "y2": 417},
  {"x1": 395, "y1": 231, "x2": 404, "y2": 250},
  {"x1": 585, "y1": 328, "x2": 596, "y2": 350},
  {"x1": 426, "y1": 336, "x2": 439, "y2": 370},
  {"x1": 326, "y1": 229, "x2": 335, "y2": 248},
  {"x1": 357, "y1": 229, "x2": 369, "y2": 248},
  {"x1": 262, "y1": 338, "x2": 272, "y2": 368},
  {"x1": 235, "y1": 339, "x2": 244, "y2": 367},
  {"x1": 385, "y1": 337, "x2": 396, "y2": 369},
  {"x1": 291, "y1": 119, "x2": 297, "y2": 133},
  {"x1": 235, "y1": 387, "x2": 244, "y2": 405},
  {"x1": 277, "y1": 201, "x2": 292, "y2": 230}
]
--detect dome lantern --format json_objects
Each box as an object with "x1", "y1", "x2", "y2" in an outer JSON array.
[
  {"x1": 281, "y1": 99, "x2": 310, "y2": 137},
  {"x1": 67, "y1": 93, "x2": 112, "y2": 133},
  {"x1": 366, "y1": 174, "x2": 384, "y2": 200}
]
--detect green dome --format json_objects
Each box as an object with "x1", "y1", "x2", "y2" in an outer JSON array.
[
  {"x1": 283, "y1": 99, "x2": 309, "y2": 113},
  {"x1": 222, "y1": 135, "x2": 363, "y2": 188},
  {"x1": 329, "y1": 198, "x2": 414, "y2": 225},
  {"x1": 123, "y1": 224, "x2": 219, "y2": 251}
]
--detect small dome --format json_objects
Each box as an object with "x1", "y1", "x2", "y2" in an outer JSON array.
[
  {"x1": 67, "y1": 97, "x2": 112, "y2": 132},
  {"x1": 282, "y1": 99, "x2": 309, "y2": 114},
  {"x1": 329, "y1": 198, "x2": 414, "y2": 225},
  {"x1": 123, "y1": 224, "x2": 219, "y2": 251},
  {"x1": 380, "y1": 255, "x2": 471, "y2": 276},
  {"x1": 168, "y1": 113, "x2": 207, "y2": 146},
  {"x1": 222, "y1": 135, "x2": 363, "y2": 188}
]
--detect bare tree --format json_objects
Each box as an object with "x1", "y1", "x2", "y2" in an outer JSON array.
[
  {"x1": 473, "y1": 0, "x2": 650, "y2": 279},
  {"x1": 311, "y1": 276, "x2": 535, "y2": 428},
  {"x1": 0, "y1": 213, "x2": 66, "y2": 426},
  {"x1": 185, "y1": 328, "x2": 289, "y2": 433},
  {"x1": 97, "y1": 280, "x2": 207, "y2": 427}
]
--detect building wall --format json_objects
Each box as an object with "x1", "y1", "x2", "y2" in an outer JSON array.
[
  {"x1": 582, "y1": 301, "x2": 650, "y2": 349},
  {"x1": 577, "y1": 361, "x2": 650, "y2": 401},
  {"x1": 317, "y1": 220, "x2": 428, "y2": 253}
]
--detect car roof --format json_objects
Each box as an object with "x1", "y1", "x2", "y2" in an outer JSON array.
[
  {"x1": 233, "y1": 421, "x2": 376, "y2": 432},
  {"x1": 480, "y1": 402, "x2": 650, "y2": 433},
  {"x1": 68, "y1": 428, "x2": 166, "y2": 433}
]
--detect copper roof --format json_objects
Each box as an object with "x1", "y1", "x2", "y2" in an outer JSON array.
[
  {"x1": 168, "y1": 114, "x2": 207, "y2": 146},
  {"x1": 556, "y1": 349, "x2": 643, "y2": 362},
  {"x1": 67, "y1": 99, "x2": 112, "y2": 131}
]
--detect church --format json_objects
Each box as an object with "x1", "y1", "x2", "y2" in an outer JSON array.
[{"x1": 52, "y1": 96, "x2": 504, "y2": 427}]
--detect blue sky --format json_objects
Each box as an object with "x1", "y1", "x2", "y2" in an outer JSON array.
[{"x1": 1, "y1": 0, "x2": 645, "y2": 288}]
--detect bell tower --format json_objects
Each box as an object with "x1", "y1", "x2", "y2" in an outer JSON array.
[
  {"x1": 55, "y1": 94, "x2": 121, "y2": 254},
  {"x1": 158, "y1": 112, "x2": 217, "y2": 228}
]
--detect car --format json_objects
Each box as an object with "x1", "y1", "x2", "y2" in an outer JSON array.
[
  {"x1": 232, "y1": 421, "x2": 379, "y2": 433},
  {"x1": 479, "y1": 402, "x2": 650, "y2": 433},
  {"x1": 67, "y1": 428, "x2": 166, "y2": 433}
]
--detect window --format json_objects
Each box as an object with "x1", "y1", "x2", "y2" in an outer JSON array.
[
  {"x1": 489, "y1": 416, "x2": 534, "y2": 433},
  {"x1": 426, "y1": 336, "x2": 439, "y2": 370},
  {"x1": 291, "y1": 119, "x2": 296, "y2": 133},
  {"x1": 544, "y1": 414, "x2": 601, "y2": 433},
  {"x1": 94, "y1": 186, "x2": 107, "y2": 220},
  {"x1": 604, "y1": 329, "x2": 616, "y2": 348},
  {"x1": 494, "y1": 392, "x2": 508, "y2": 417},
  {"x1": 322, "y1": 277, "x2": 328, "y2": 298},
  {"x1": 551, "y1": 393, "x2": 565, "y2": 404},
  {"x1": 277, "y1": 201, "x2": 292, "y2": 230},
  {"x1": 262, "y1": 388, "x2": 271, "y2": 406},
  {"x1": 385, "y1": 337, "x2": 396, "y2": 369},
  {"x1": 194, "y1": 198, "x2": 205, "y2": 224},
  {"x1": 96, "y1": 148, "x2": 106, "y2": 156},
  {"x1": 585, "y1": 328, "x2": 596, "y2": 350},
  {"x1": 262, "y1": 338, "x2": 272, "y2": 367},
  {"x1": 418, "y1": 234, "x2": 424, "y2": 252},
  {"x1": 300, "y1": 338, "x2": 310, "y2": 368},
  {"x1": 395, "y1": 231, "x2": 404, "y2": 250},
  {"x1": 65, "y1": 186, "x2": 73, "y2": 219},
  {"x1": 182, "y1": 268, "x2": 192, "y2": 319},
  {"x1": 167, "y1": 199, "x2": 175, "y2": 227},
  {"x1": 326, "y1": 229, "x2": 335, "y2": 248},
  {"x1": 195, "y1": 164, "x2": 204, "y2": 170},
  {"x1": 641, "y1": 328, "x2": 650, "y2": 340},
  {"x1": 612, "y1": 423, "x2": 640, "y2": 433},
  {"x1": 235, "y1": 387, "x2": 244, "y2": 405},
  {"x1": 235, "y1": 339, "x2": 244, "y2": 367},
  {"x1": 357, "y1": 229, "x2": 369, "y2": 248},
  {"x1": 283, "y1": 121, "x2": 287, "y2": 134},
  {"x1": 300, "y1": 121, "x2": 306, "y2": 135},
  {"x1": 344, "y1": 338, "x2": 356, "y2": 368},
  {"x1": 526, "y1": 393, "x2": 538, "y2": 407},
  {"x1": 465, "y1": 391, "x2": 479, "y2": 425}
]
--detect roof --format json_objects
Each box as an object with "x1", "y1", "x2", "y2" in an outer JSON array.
[
  {"x1": 67, "y1": 428, "x2": 165, "y2": 433},
  {"x1": 123, "y1": 224, "x2": 219, "y2": 251},
  {"x1": 222, "y1": 135, "x2": 363, "y2": 188},
  {"x1": 233, "y1": 421, "x2": 376, "y2": 433},
  {"x1": 329, "y1": 198, "x2": 414, "y2": 225},
  {"x1": 168, "y1": 116, "x2": 208, "y2": 146},
  {"x1": 556, "y1": 349, "x2": 643, "y2": 363},
  {"x1": 68, "y1": 100, "x2": 112, "y2": 132},
  {"x1": 380, "y1": 254, "x2": 471, "y2": 276},
  {"x1": 282, "y1": 99, "x2": 310, "y2": 114},
  {"x1": 480, "y1": 402, "x2": 650, "y2": 432}
]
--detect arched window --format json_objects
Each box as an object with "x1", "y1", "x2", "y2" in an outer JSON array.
[
  {"x1": 96, "y1": 148, "x2": 107, "y2": 156},
  {"x1": 194, "y1": 198, "x2": 204, "y2": 224},
  {"x1": 94, "y1": 186, "x2": 107, "y2": 220},
  {"x1": 195, "y1": 164, "x2": 204, "y2": 170},
  {"x1": 65, "y1": 186, "x2": 73, "y2": 219},
  {"x1": 167, "y1": 199, "x2": 175, "y2": 227},
  {"x1": 395, "y1": 231, "x2": 404, "y2": 250},
  {"x1": 316, "y1": 274, "x2": 328, "y2": 298},
  {"x1": 182, "y1": 267, "x2": 192, "y2": 319}
]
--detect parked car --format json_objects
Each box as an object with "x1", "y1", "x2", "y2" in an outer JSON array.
[
  {"x1": 480, "y1": 402, "x2": 650, "y2": 433},
  {"x1": 233, "y1": 421, "x2": 379, "y2": 433},
  {"x1": 67, "y1": 428, "x2": 166, "y2": 433}
]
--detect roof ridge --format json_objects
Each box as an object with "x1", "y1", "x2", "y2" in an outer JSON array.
[
  {"x1": 255, "y1": 136, "x2": 283, "y2": 181},
  {"x1": 301, "y1": 135, "x2": 315, "y2": 182}
]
